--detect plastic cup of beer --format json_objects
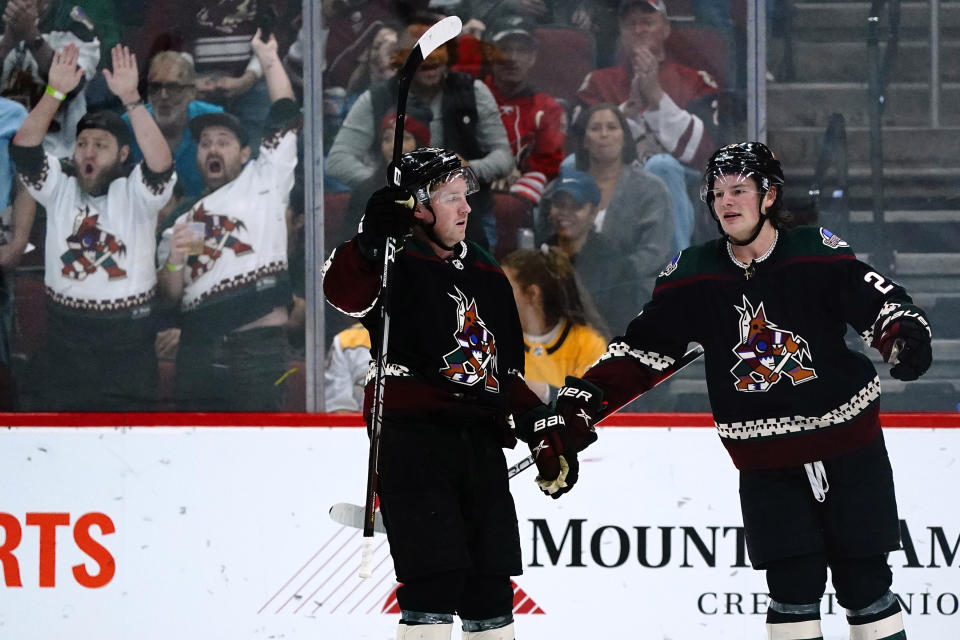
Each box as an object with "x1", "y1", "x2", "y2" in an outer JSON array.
[{"x1": 186, "y1": 221, "x2": 205, "y2": 255}]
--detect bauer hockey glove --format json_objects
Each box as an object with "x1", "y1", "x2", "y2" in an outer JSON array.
[
  {"x1": 554, "y1": 376, "x2": 605, "y2": 453},
  {"x1": 515, "y1": 405, "x2": 576, "y2": 499},
  {"x1": 357, "y1": 186, "x2": 416, "y2": 260},
  {"x1": 877, "y1": 316, "x2": 933, "y2": 381}
]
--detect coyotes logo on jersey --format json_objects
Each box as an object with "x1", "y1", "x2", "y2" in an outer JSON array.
[
  {"x1": 731, "y1": 296, "x2": 817, "y2": 392},
  {"x1": 60, "y1": 207, "x2": 127, "y2": 280},
  {"x1": 185, "y1": 203, "x2": 254, "y2": 279},
  {"x1": 439, "y1": 287, "x2": 500, "y2": 392}
]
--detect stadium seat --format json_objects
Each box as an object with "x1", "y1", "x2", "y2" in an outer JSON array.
[
  {"x1": 123, "y1": 2, "x2": 184, "y2": 71},
  {"x1": 530, "y1": 26, "x2": 595, "y2": 104},
  {"x1": 324, "y1": 191, "x2": 352, "y2": 254},
  {"x1": 10, "y1": 272, "x2": 47, "y2": 361},
  {"x1": 665, "y1": 25, "x2": 729, "y2": 89},
  {"x1": 492, "y1": 191, "x2": 534, "y2": 260},
  {"x1": 451, "y1": 33, "x2": 484, "y2": 78}
]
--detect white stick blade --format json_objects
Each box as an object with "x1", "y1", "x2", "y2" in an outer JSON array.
[
  {"x1": 329, "y1": 502, "x2": 387, "y2": 534},
  {"x1": 417, "y1": 16, "x2": 463, "y2": 58}
]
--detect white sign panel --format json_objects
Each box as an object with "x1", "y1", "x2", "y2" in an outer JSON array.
[{"x1": 0, "y1": 425, "x2": 957, "y2": 639}]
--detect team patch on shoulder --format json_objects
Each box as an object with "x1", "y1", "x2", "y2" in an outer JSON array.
[
  {"x1": 820, "y1": 227, "x2": 849, "y2": 249},
  {"x1": 659, "y1": 251, "x2": 682, "y2": 277}
]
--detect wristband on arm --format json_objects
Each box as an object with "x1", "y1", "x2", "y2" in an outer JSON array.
[{"x1": 45, "y1": 85, "x2": 67, "y2": 101}]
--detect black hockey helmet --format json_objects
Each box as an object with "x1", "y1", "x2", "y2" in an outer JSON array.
[
  {"x1": 391, "y1": 147, "x2": 479, "y2": 205},
  {"x1": 700, "y1": 141, "x2": 784, "y2": 207},
  {"x1": 700, "y1": 141, "x2": 786, "y2": 245}
]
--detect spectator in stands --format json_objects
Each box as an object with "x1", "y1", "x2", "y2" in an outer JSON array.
[
  {"x1": 157, "y1": 30, "x2": 298, "y2": 412},
  {"x1": 122, "y1": 51, "x2": 224, "y2": 200},
  {"x1": 501, "y1": 246, "x2": 606, "y2": 402},
  {"x1": 327, "y1": 19, "x2": 513, "y2": 250},
  {"x1": 565, "y1": 103, "x2": 674, "y2": 294},
  {"x1": 539, "y1": 169, "x2": 641, "y2": 332},
  {"x1": 322, "y1": 0, "x2": 396, "y2": 90},
  {"x1": 183, "y1": 2, "x2": 282, "y2": 153},
  {"x1": 345, "y1": 23, "x2": 399, "y2": 104},
  {"x1": 577, "y1": 0, "x2": 720, "y2": 248},
  {"x1": 0, "y1": 94, "x2": 31, "y2": 408},
  {"x1": 323, "y1": 321, "x2": 370, "y2": 412},
  {"x1": 341, "y1": 108, "x2": 432, "y2": 250},
  {"x1": 458, "y1": 0, "x2": 596, "y2": 37},
  {"x1": 315, "y1": 22, "x2": 400, "y2": 154},
  {"x1": 12, "y1": 43, "x2": 176, "y2": 410},
  {"x1": 458, "y1": 1, "x2": 620, "y2": 70},
  {"x1": 482, "y1": 15, "x2": 565, "y2": 205},
  {"x1": 0, "y1": 0, "x2": 100, "y2": 158}
]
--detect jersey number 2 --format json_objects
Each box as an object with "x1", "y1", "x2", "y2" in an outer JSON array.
[{"x1": 865, "y1": 271, "x2": 894, "y2": 294}]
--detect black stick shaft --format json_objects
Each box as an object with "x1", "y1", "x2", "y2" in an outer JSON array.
[
  {"x1": 359, "y1": 17, "x2": 462, "y2": 576},
  {"x1": 509, "y1": 345, "x2": 705, "y2": 479}
]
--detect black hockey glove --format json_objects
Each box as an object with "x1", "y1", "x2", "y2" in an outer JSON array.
[
  {"x1": 357, "y1": 186, "x2": 416, "y2": 260},
  {"x1": 877, "y1": 317, "x2": 932, "y2": 381},
  {"x1": 515, "y1": 405, "x2": 576, "y2": 499},
  {"x1": 553, "y1": 376, "x2": 605, "y2": 453}
]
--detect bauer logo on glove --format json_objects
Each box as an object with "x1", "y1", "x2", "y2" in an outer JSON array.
[
  {"x1": 553, "y1": 376, "x2": 605, "y2": 453},
  {"x1": 534, "y1": 414, "x2": 564, "y2": 432},
  {"x1": 557, "y1": 386, "x2": 596, "y2": 402},
  {"x1": 515, "y1": 405, "x2": 577, "y2": 499}
]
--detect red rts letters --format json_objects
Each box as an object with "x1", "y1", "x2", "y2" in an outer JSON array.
[{"x1": 0, "y1": 512, "x2": 116, "y2": 588}]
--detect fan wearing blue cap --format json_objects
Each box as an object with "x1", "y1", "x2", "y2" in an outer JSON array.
[{"x1": 541, "y1": 170, "x2": 643, "y2": 332}]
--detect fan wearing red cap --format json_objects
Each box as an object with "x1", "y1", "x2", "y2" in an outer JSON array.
[
  {"x1": 577, "y1": 0, "x2": 719, "y2": 170},
  {"x1": 321, "y1": 108, "x2": 434, "y2": 261}
]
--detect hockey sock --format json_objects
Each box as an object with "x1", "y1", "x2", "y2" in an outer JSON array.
[
  {"x1": 462, "y1": 614, "x2": 514, "y2": 639},
  {"x1": 847, "y1": 591, "x2": 906, "y2": 640},
  {"x1": 766, "y1": 599, "x2": 823, "y2": 640},
  {"x1": 395, "y1": 623, "x2": 454, "y2": 640}
]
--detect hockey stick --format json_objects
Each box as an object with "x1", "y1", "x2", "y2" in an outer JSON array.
[
  {"x1": 338, "y1": 344, "x2": 704, "y2": 536},
  {"x1": 359, "y1": 15, "x2": 463, "y2": 579},
  {"x1": 505, "y1": 344, "x2": 705, "y2": 482}
]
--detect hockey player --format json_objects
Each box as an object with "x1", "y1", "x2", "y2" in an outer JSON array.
[
  {"x1": 528, "y1": 142, "x2": 932, "y2": 640},
  {"x1": 322, "y1": 148, "x2": 546, "y2": 640},
  {"x1": 482, "y1": 15, "x2": 566, "y2": 204}
]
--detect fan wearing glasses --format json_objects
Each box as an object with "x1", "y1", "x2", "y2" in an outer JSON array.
[{"x1": 122, "y1": 51, "x2": 224, "y2": 200}]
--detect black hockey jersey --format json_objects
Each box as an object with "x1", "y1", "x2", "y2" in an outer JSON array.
[
  {"x1": 582, "y1": 226, "x2": 931, "y2": 470},
  {"x1": 322, "y1": 234, "x2": 542, "y2": 437}
]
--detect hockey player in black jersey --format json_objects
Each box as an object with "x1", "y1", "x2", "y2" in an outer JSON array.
[
  {"x1": 529, "y1": 142, "x2": 932, "y2": 640},
  {"x1": 322, "y1": 148, "x2": 546, "y2": 640}
]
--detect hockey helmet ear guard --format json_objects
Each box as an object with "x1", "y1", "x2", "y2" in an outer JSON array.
[{"x1": 389, "y1": 147, "x2": 480, "y2": 205}]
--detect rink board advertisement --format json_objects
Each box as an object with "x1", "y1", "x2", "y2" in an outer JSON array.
[{"x1": 1, "y1": 414, "x2": 958, "y2": 640}]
